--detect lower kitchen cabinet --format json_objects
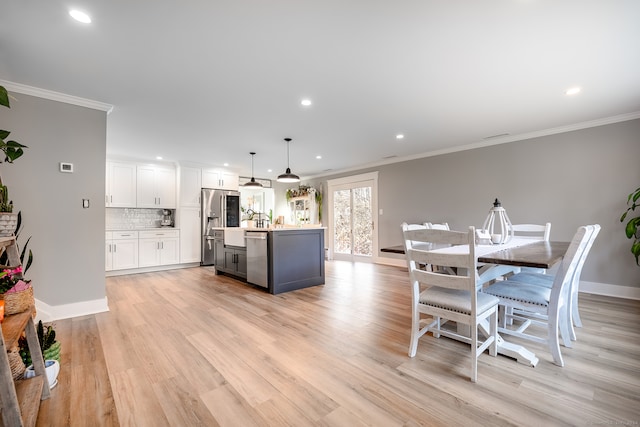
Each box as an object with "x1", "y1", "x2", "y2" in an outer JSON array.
[
  {"x1": 222, "y1": 246, "x2": 247, "y2": 278},
  {"x1": 138, "y1": 230, "x2": 180, "y2": 267},
  {"x1": 106, "y1": 231, "x2": 139, "y2": 271}
]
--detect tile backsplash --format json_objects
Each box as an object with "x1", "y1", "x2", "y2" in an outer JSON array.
[{"x1": 106, "y1": 208, "x2": 173, "y2": 229}]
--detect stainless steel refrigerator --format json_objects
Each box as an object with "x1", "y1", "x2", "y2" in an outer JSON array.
[{"x1": 201, "y1": 188, "x2": 241, "y2": 265}]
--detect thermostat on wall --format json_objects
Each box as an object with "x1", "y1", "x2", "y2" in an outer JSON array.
[{"x1": 59, "y1": 162, "x2": 73, "y2": 173}]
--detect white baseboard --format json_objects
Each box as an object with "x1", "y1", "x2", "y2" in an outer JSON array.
[
  {"x1": 375, "y1": 256, "x2": 406, "y2": 268},
  {"x1": 106, "y1": 262, "x2": 198, "y2": 277},
  {"x1": 34, "y1": 297, "x2": 110, "y2": 322},
  {"x1": 375, "y1": 257, "x2": 640, "y2": 301},
  {"x1": 580, "y1": 280, "x2": 640, "y2": 300}
]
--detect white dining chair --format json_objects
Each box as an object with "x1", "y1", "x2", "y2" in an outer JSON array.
[
  {"x1": 425, "y1": 222, "x2": 450, "y2": 230},
  {"x1": 511, "y1": 223, "x2": 551, "y2": 241},
  {"x1": 402, "y1": 224, "x2": 499, "y2": 382},
  {"x1": 482, "y1": 225, "x2": 593, "y2": 367},
  {"x1": 507, "y1": 224, "x2": 600, "y2": 341},
  {"x1": 511, "y1": 223, "x2": 551, "y2": 274}
]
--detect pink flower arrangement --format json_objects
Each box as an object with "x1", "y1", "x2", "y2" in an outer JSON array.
[{"x1": 0, "y1": 266, "x2": 30, "y2": 294}]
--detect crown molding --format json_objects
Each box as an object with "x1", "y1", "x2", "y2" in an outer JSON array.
[
  {"x1": 0, "y1": 79, "x2": 114, "y2": 114},
  {"x1": 308, "y1": 111, "x2": 640, "y2": 180}
]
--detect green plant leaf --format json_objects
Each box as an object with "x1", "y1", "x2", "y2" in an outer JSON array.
[
  {"x1": 632, "y1": 241, "x2": 640, "y2": 266},
  {"x1": 621, "y1": 211, "x2": 628, "y2": 222},
  {"x1": 0, "y1": 87, "x2": 9, "y2": 108},
  {"x1": 626, "y1": 218, "x2": 640, "y2": 239},
  {"x1": 0, "y1": 130, "x2": 9, "y2": 140}
]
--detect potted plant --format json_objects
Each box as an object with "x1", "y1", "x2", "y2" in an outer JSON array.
[
  {"x1": 0, "y1": 85, "x2": 28, "y2": 236},
  {"x1": 19, "y1": 320, "x2": 61, "y2": 388},
  {"x1": 0, "y1": 265, "x2": 33, "y2": 316},
  {"x1": 620, "y1": 186, "x2": 640, "y2": 265}
]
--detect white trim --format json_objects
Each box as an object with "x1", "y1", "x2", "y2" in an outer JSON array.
[
  {"x1": 580, "y1": 280, "x2": 640, "y2": 300},
  {"x1": 327, "y1": 172, "x2": 379, "y2": 263},
  {"x1": 375, "y1": 256, "x2": 406, "y2": 268},
  {"x1": 106, "y1": 263, "x2": 196, "y2": 277},
  {"x1": 0, "y1": 79, "x2": 114, "y2": 114},
  {"x1": 35, "y1": 297, "x2": 110, "y2": 322}
]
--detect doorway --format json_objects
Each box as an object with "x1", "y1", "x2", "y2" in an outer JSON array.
[{"x1": 327, "y1": 172, "x2": 378, "y2": 262}]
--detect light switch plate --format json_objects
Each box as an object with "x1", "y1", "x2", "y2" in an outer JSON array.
[{"x1": 60, "y1": 162, "x2": 73, "y2": 173}]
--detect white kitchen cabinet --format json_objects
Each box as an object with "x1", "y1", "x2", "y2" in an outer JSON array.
[
  {"x1": 138, "y1": 229, "x2": 180, "y2": 267},
  {"x1": 179, "y1": 207, "x2": 201, "y2": 263},
  {"x1": 202, "y1": 168, "x2": 239, "y2": 190},
  {"x1": 178, "y1": 166, "x2": 202, "y2": 207},
  {"x1": 106, "y1": 161, "x2": 137, "y2": 207},
  {"x1": 137, "y1": 165, "x2": 176, "y2": 208},
  {"x1": 106, "y1": 231, "x2": 139, "y2": 271}
]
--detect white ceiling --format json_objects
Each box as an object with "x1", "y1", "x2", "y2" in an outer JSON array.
[{"x1": 1, "y1": 1, "x2": 639, "y2": 180}]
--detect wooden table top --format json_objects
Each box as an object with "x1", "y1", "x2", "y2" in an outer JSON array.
[
  {"x1": 381, "y1": 240, "x2": 571, "y2": 269},
  {"x1": 477, "y1": 240, "x2": 570, "y2": 269}
]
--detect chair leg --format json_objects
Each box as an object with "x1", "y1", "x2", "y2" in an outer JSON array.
[
  {"x1": 489, "y1": 310, "x2": 498, "y2": 357},
  {"x1": 548, "y1": 313, "x2": 565, "y2": 367},
  {"x1": 559, "y1": 306, "x2": 572, "y2": 349},
  {"x1": 409, "y1": 316, "x2": 419, "y2": 357},
  {"x1": 571, "y1": 288, "x2": 583, "y2": 328},
  {"x1": 471, "y1": 321, "x2": 478, "y2": 383}
]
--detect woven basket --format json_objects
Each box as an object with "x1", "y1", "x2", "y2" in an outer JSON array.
[
  {"x1": 1, "y1": 286, "x2": 34, "y2": 315},
  {"x1": 0, "y1": 212, "x2": 18, "y2": 237},
  {"x1": 8, "y1": 347, "x2": 25, "y2": 380}
]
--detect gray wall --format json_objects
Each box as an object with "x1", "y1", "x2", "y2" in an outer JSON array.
[
  {"x1": 300, "y1": 119, "x2": 640, "y2": 289},
  {"x1": 0, "y1": 93, "x2": 107, "y2": 305}
]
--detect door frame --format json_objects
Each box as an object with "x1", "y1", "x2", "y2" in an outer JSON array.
[{"x1": 327, "y1": 171, "x2": 379, "y2": 262}]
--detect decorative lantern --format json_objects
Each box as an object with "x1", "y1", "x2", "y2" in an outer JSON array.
[{"x1": 482, "y1": 198, "x2": 513, "y2": 244}]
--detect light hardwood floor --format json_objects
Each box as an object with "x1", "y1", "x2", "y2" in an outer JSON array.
[{"x1": 35, "y1": 261, "x2": 640, "y2": 426}]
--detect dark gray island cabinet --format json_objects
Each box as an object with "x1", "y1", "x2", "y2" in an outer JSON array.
[
  {"x1": 268, "y1": 228, "x2": 325, "y2": 294},
  {"x1": 213, "y1": 227, "x2": 325, "y2": 294}
]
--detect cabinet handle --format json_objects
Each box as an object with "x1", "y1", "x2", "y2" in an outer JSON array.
[
  {"x1": 113, "y1": 244, "x2": 116, "y2": 253},
  {"x1": 158, "y1": 197, "x2": 161, "y2": 205},
  {"x1": 111, "y1": 195, "x2": 113, "y2": 203}
]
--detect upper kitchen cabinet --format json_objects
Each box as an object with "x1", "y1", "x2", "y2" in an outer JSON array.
[
  {"x1": 202, "y1": 168, "x2": 239, "y2": 190},
  {"x1": 137, "y1": 165, "x2": 176, "y2": 208},
  {"x1": 178, "y1": 166, "x2": 202, "y2": 207},
  {"x1": 106, "y1": 161, "x2": 137, "y2": 207}
]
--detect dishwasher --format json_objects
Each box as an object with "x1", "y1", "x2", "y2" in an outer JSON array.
[{"x1": 245, "y1": 231, "x2": 269, "y2": 288}]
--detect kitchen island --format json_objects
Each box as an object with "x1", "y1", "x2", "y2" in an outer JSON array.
[{"x1": 214, "y1": 227, "x2": 325, "y2": 294}]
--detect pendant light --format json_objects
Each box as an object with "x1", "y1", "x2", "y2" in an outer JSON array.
[
  {"x1": 277, "y1": 137, "x2": 300, "y2": 183},
  {"x1": 243, "y1": 152, "x2": 263, "y2": 187}
]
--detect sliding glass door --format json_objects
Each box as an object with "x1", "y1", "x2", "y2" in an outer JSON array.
[{"x1": 328, "y1": 172, "x2": 378, "y2": 262}]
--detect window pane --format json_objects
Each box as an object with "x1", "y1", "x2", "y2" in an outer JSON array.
[
  {"x1": 333, "y1": 189, "x2": 351, "y2": 254},
  {"x1": 352, "y1": 187, "x2": 372, "y2": 256}
]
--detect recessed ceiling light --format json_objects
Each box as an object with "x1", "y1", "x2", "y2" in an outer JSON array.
[
  {"x1": 396, "y1": 134, "x2": 404, "y2": 140},
  {"x1": 156, "y1": 156, "x2": 163, "y2": 160},
  {"x1": 316, "y1": 155, "x2": 322, "y2": 159},
  {"x1": 69, "y1": 10, "x2": 91, "y2": 23},
  {"x1": 267, "y1": 169, "x2": 272, "y2": 173},
  {"x1": 301, "y1": 99, "x2": 312, "y2": 107},
  {"x1": 223, "y1": 163, "x2": 229, "y2": 167},
  {"x1": 565, "y1": 87, "x2": 581, "y2": 96}
]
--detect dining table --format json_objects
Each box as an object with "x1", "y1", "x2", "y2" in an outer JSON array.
[{"x1": 385, "y1": 237, "x2": 571, "y2": 367}]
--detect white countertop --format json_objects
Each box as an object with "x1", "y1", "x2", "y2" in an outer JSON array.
[{"x1": 106, "y1": 227, "x2": 179, "y2": 231}]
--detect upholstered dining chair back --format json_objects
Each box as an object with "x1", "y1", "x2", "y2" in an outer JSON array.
[{"x1": 402, "y1": 224, "x2": 499, "y2": 382}]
